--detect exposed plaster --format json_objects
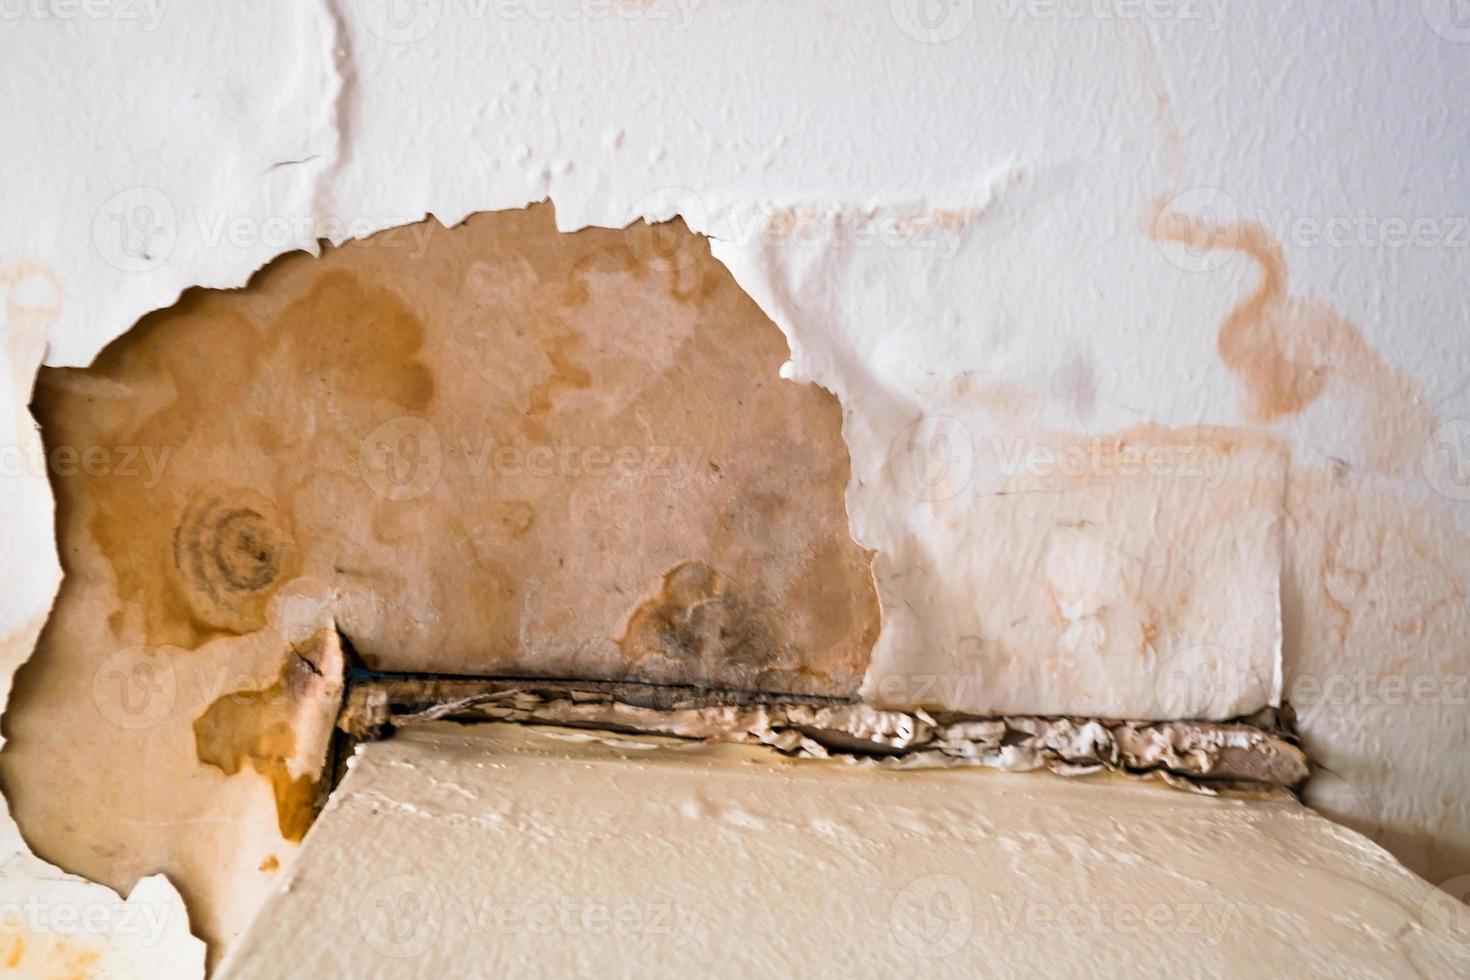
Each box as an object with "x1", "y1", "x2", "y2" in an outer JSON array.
[{"x1": 0, "y1": 207, "x2": 879, "y2": 959}]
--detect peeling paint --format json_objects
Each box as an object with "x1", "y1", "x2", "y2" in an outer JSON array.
[{"x1": 0, "y1": 205, "x2": 878, "y2": 955}]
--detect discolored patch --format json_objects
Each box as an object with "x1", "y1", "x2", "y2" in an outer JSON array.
[
  {"x1": 0, "y1": 205, "x2": 877, "y2": 956},
  {"x1": 192, "y1": 632, "x2": 344, "y2": 842},
  {"x1": 1149, "y1": 198, "x2": 1434, "y2": 471},
  {"x1": 621, "y1": 562, "x2": 762, "y2": 687},
  {"x1": 170, "y1": 488, "x2": 296, "y2": 638}
]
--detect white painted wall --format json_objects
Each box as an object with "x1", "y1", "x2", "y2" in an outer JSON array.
[{"x1": 1, "y1": 0, "x2": 1467, "y2": 949}]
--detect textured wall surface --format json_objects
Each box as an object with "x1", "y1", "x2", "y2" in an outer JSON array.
[
  {"x1": 0, "y1": 0, "x2": 1467, "y2": 968},
  {"x1": 219, "y1": 722, "x2": 1470, "y2": 978}
]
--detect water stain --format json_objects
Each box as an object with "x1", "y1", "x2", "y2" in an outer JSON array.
[
  {"x1": 1, "y1": 205, "x2": 877, "y2": 957},
  {"x1": 912, "y1": 421, "x2": 1288, "y2": 718},
  {"x1": 169, "y1": 488, "x2": 297, "y2": 639},
  {"x1": 1285, "y1": 463, "x2": 1470, "y2": 883},
  {"x1": 34, "y1": 269, "x2": 433, "y2": 650},
  {"x1": 193, "y1": 632, "x2": 343, "y2": 842},
  {"x1": 619, "y1": 560, "x2": 809, "y2": 692},
  {"x1": 1149, "y1": 198, "x2": 1434, "y2": 470}
]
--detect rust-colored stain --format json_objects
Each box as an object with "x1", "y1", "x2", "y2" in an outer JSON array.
[
  {"x1": 526, "y1": 327, "x2": 594, "y2": 415},
  {"x1": 258, "y1": 854, "x2": 279, "y2": 872},
  {"x1": 1149, "y1": 198, "x2": 1434, "y2": 470},
  {"x1": 38, "y1": 269, "x2": 433, "y2": 650},
  {"x1": 1137, "y1": 34, "x2": 1185, "y2": 183},
  {"x1": 1, "y1": 261, "x2": 64, "y2": 336},
  {"x1": 0, "y1": 933, "x2": 100, "y2": 980},
  {"x1": 192, "y1": 643, "x2": 335, "y2": 842}
]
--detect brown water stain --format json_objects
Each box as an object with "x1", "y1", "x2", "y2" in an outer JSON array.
[
  {"x1": 2, "y1": 206, "x2": 876, "y2": 959},
  {"x1": 527, "y1": 328, "x2": 593, "y2": 415},
  {"x1": 35, "y1": 269, "x2": 434, "y2": 650},
  {"x1": 1137, "y1": 33, "x2": 1185, "y2": 183},
  {"x1": 1148, "y1": 198, "x2": 1434, "y2": 470},
  {"x1": 193, "y1": 632, "x2": 343, "y2": 841},
  {"x1": 619, "y1": 561, "x2": 781, "y2": 691}
]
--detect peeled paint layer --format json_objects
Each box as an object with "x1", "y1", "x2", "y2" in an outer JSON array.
[
  {"x1": 218, "y1": 722, "x2": 1470, "y2": 979},
  {"x1": 0, "y1": 206, "x2": 877, "y2": 954}
]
